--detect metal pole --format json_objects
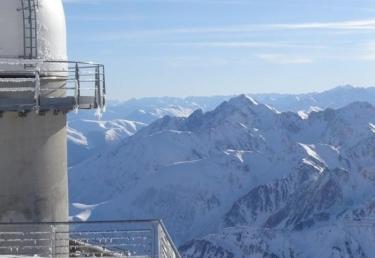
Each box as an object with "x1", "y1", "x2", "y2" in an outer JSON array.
[
  {"x1": 153, "y1": 221, "x2": 160, "y2": 258},
  {"x1": 50, "y1": 225, "x2": 56, "y2": 258},
  {"x1": 95, "y1": 66, "x2": 102, "y2": 109},
  {"x1": 102, "y1": 66, "x2": 106, "y2": 107},
  {"x1": 28, "y1": 0, "x2": 33, "y2": 59},
  {"x1": 34, "y1": 71, "x2": 40, "y2": 113},
  {"x1": 75, "y1": 62, "x2": 80, "y2": 107},
  {"x1": 21, "y1": 0, "x2": 27, "y2": 59}
]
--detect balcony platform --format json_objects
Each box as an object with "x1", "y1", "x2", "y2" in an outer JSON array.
[
  {"x1": 0, "y1": 60, "x2": 106, "y2": 113},
  {"x1": 0, "y1": 96, "x2": 99, "y2": 113}
]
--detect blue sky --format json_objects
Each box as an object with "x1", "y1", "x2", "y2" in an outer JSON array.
[{"x1": 63, "y1": 0, "x2": 375, "y2": 99}]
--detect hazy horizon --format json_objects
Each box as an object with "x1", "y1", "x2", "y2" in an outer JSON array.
[{"x1": 105, "y1": 84, "x2": 373, "y2": 102}]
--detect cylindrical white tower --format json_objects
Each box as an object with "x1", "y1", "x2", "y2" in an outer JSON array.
[
  {"x1": 0, "y1": 0, "x2": 105, "y2": 235},
  {"x1": 0, "y1": 0, "x2": 69, "y2": 224},
  {"x1": 0, "y1": 1, "x2": 106, "y2": 256}
]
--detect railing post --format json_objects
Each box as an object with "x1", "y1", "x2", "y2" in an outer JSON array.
[
  {"x1": 75, "y1": 62, "x2": 80, "y2": 107},
  {"x1": 152, "y1": 221, "x2": 161, "y2": 258},
  {"x1": 159, "y1": 220, "x2": 181, "y2": 258},
  {"x1": 102, "y1": 66, "x2": 106, "y2": 107},
  {"x1": 95, "y1": 65, "x2": 102, "y2": 109},
  {"x1": 34, "y1": 71, "x2": 40, "y2": 113},
  {"x1": 50, "y1": 224, "x2": 56, "y2": 258}
]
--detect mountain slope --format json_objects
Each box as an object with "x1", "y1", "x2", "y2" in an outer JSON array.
[
  {"x1": 67, "y1": 119, "x2": 146, "y2": 166},
  {"x1": 69, "y1": 95, "x2": 375, "y2": 257}
]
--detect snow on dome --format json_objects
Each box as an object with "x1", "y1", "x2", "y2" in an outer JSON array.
[
  {"x1": 37, "y1": 0, "x2": 67, "y2": 61},
  {"x1": 0, "y1": 0, "x2": 67, "y2": 61}
]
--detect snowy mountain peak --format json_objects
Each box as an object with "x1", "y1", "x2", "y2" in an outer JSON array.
[
  {"x1": 228, "y1": 94, "x2": 259, "y2": 106},
  {"x1": 210, "y1": 95, "x2": 277, "y2": 122},
  {"x1": 333, "y1": 84, "x2": 354, "y2": 90}
]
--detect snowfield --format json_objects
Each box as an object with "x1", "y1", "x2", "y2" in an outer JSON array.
[
  {"x1": 69, "y1": 91, "x2": 375, "y2": 257},
  {"x1": 67, "y1": 119, "x2": 146, "y2": 166}
]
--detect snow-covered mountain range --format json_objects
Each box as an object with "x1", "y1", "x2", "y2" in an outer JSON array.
[
  {"x1": 69, "y1": 92, "x2": 375, "y2": 257},
  {"x1": 68, "y1": 85, "x2": 375, "y2": 166},
  {"x1": 70, "y1": 85, "x2": 375, "y2": 124}
]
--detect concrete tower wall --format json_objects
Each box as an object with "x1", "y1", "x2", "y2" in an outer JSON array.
[{"x1": 0, "y1": 112, "x2": 68, "y2": 223}]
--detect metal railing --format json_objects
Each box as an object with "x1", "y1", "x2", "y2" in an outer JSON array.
[
  {"x1": 0, "y1": 59, "x2": 106, "y2": 113},
  {"x1": 0, "y1": 220, "x2": 180, "y2": 258}
]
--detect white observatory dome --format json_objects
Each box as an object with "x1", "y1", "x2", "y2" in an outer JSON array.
[
  {"x1": 0, "y1": 0, "x2": 67, "y2": 74},
  {"x1": 0, "y1": 0, "x2": 105, "y2": 112}
]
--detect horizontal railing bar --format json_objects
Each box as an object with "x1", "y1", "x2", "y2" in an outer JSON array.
[
  {"x1": 0, "y1": 239, "x2": 51, "y2": 243},
  {"x1": 44, "y1": 60, "x2": 105, "y2": 67},
  {"x1": 44, "y1": 69, "x2": 102, "y2": 73},
  {"x1": 56, "y1": 239, "x2": 152, "y2": 244},
  {"x1": 0, "y1": 245, "x2": 51, "y2": 249},
  {"x1": 38, "y1": 88, "x2": 97, "y2": 91},
  {"x1": 58, "y1": 240, "x2": 150, "y2": 245},
  {"x1": 0, "y1": 59, "x2": 104, "y2": 68},
  {"x1": 57, "y1": 230, "x2": 153, "y2": 235},
  {"x1": 0, "y1": 88, "x2": 35, "y2": 92},
  {"x1": 0, "y1": 219, "x2": 162, "y2": 226}
]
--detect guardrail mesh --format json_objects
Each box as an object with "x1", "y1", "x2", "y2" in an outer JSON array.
[{"x1": 0, "y1": 220, "x2": 180, "y2": 258}]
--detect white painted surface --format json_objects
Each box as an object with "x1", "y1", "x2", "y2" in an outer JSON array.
[
  {"x1": 0, "y1": 1, "x2": 23, "y2": 59},
  {"x1": 0, "y1": 0, "x2": 67, "y2": 60},
  {"x1": 0, "y1": 0, "x2": 67, "y2": 74},
  {"x1": 36, "y1": 0, "x2": 67, "y2": 61}
]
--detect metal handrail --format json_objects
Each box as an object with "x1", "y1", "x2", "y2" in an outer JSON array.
[
  {"x1": 0, "y1": 59, "x2": 106, "y2": 113},
  {"x1": 0, "y1": 219, "x2": 180, "y2": 258},
  {"x1": 0, "y1": 219, "x2": 161, "y2": 226},
  {"x1": 159, "y1": 220, "x2": 181, "y2": 258}
]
